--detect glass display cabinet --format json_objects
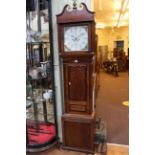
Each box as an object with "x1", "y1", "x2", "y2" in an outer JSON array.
[{"x1": 26, "y1": 0, "x2": 58, "y2": 152}]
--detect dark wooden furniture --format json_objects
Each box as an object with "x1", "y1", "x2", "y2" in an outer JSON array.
[
  {"x1": 57, "y1": 2, "x2": 96, "y2": 154},
  {"x1": 113, "y1": 48, "x2": 127, "y2": 71},
  {"x1": 103, "y1": 60, "x2": 119, "y2": 77},
  {"x1": 63, "y1": 60, "x2": 93, "y2": 114},
  {"x1": 113, "y1": 48, "x2": 118, "y2": 57},
  {"x1": 95, "y1": 34, "x2": 100, "y2": 97},
  {"x1": 62, "y1": 112, "x2": 95, "y2": 153}
]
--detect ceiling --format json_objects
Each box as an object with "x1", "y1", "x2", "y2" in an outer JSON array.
[{"x1": 92, "y1": 0, "x2": 129, "y2": 28}]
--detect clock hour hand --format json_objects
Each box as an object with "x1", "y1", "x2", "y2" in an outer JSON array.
[{"x1": 72, "y1": 37, "x2": 79, "y2": 41}]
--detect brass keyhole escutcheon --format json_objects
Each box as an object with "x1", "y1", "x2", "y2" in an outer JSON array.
[{"x1": 68, "y1": 82, "x2": 71, "y2": 86}]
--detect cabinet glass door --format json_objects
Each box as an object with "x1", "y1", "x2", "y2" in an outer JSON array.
[{"x1": 26, "y1": 0, "x2": 58, "y2": 151}]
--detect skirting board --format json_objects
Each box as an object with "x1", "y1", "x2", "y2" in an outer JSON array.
[{"x1": 107, "y1": 143, "x2": 129, "y2": 147}]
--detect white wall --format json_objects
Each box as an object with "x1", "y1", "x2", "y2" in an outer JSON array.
[{"x1": 51, "y1": 0, "x2": 92, "y2": 141}]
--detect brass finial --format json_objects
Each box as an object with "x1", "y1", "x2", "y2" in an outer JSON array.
[{"x1": 73, "y1": 0, "x2": 77, "y2": 9}]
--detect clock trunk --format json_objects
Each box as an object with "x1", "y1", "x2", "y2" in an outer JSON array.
[{"x1": 64, "y1": 61, "x2": 93, "y2": 114}]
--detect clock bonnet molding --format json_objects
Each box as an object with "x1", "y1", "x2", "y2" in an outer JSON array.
[{"x1": 57, "y1": 2, "x2": 94, "y2": 22}]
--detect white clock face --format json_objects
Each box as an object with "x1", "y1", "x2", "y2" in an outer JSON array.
[{"x1": 64, "y1": 26, "x2": 88, "y2": 52}]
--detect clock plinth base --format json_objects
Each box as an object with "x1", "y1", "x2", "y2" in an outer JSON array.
[
  {"x1": 62, "y1": 113, "x2": 95, "y2": 154},
  {"x1": 61, "y1": 145, "x2": 94, "y2": 154}
]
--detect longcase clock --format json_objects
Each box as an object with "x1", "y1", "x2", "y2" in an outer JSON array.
[{"x1": 57, "y1": 2, "x2": 96, "y2": 154}]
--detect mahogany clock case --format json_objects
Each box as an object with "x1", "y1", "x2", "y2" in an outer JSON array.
[{"x1": 56, "y1": 3, "x2": 96, "y2": 153}]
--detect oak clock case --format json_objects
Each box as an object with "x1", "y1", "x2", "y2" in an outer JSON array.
[
  {"x1": 57, "y1": 2, "x2": 96, "y2": 154},
  {"x1": 26, "y1": 0, "x2": 58, "y2": 152}
]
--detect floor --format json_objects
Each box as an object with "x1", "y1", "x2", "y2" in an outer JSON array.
[
  {"x1": 95, "y1": 70, "x2": 129, "y2": 144},
  {"x1": 27, "y1": 144, "x2": 129, "y2": 155}
]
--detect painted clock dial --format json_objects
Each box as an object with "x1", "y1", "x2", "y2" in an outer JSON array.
[{"x1": 64, "y1": 26, "x2": 88, "y2": 52}]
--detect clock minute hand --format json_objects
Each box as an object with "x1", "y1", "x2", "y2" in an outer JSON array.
[
  {"x1": 76, "y1": 35, "x2": 81, "y2": 41},
  {"x1": 72, "y1": 37, "x2": 79, "y2": 41}
]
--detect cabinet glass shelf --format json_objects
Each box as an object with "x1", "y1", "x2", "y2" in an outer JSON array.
[{"x1": 26, "y1": 0, "x2": 58, "y2": 151}]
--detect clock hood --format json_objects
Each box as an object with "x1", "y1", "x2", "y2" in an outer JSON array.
[{"x1": 56, "y1": 3, "x2": 95, "y2": 24}]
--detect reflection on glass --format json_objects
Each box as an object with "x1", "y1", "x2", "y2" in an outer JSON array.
[{"x1": 26, "y1": 0, "x2": 57, "y2": 149}]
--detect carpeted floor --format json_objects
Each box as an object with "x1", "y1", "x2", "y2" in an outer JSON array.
[{"x1": 95, "y1": 70, "x2": 129, "y2": 145}]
